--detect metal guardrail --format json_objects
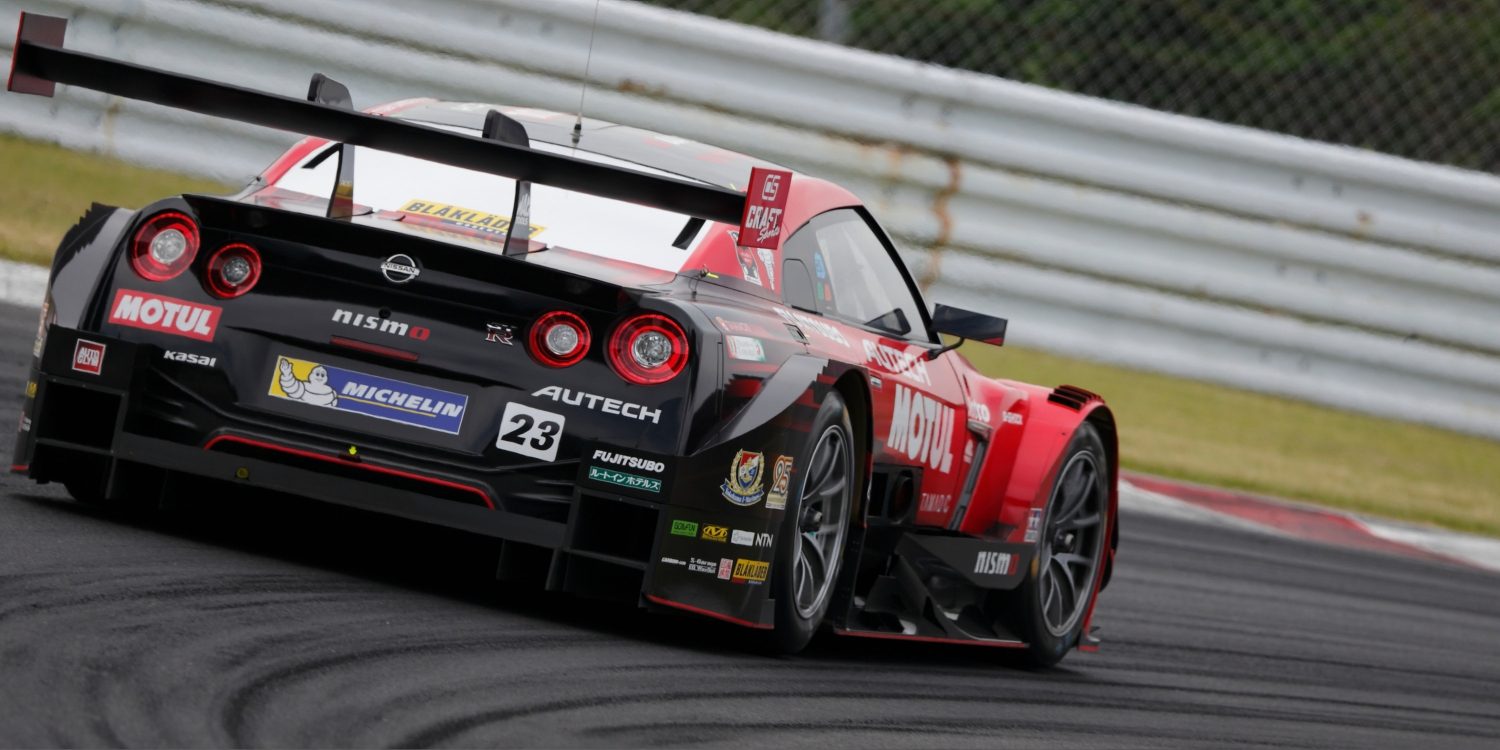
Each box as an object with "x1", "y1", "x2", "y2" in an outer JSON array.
[{"x1": 4, "y1": 0, "x2": 1499, "y2": 438}]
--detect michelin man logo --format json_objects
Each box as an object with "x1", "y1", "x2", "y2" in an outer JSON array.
[{"x1": 277, "y1": 357, "x2": 337, "y2": 406}]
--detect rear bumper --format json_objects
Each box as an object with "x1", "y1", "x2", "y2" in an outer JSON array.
[{"x1": 15, "y1": 325, "x2": 787, "y2": 627}]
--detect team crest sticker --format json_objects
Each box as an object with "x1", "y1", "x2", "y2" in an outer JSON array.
[
  {"x1": 767, "y1": 455, "x2": 793, "y2": 511},
  {"x1": 721, "y1": 449, "x2": 766, "y2": 507}
]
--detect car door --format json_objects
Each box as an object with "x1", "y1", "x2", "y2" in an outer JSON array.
[{"x1": 779, "y1": 209, "x2": 969, "y2": 524}]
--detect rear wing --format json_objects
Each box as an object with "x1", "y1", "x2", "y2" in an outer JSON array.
[{"x1": 6, "y1": 12, "x2": 747, "y2": 228}]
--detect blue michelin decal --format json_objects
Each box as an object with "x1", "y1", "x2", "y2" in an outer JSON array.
[{"x1": 269, "y1": 355, "x2": 468, "y2": 434}]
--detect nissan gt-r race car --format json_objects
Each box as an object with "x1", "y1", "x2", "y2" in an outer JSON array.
[{"x1": 7, "y1": 12, "x2": 1118, "y2": 666}]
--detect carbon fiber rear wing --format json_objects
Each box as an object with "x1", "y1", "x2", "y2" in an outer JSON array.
[{"x1": 5, "y1": 12, "x2": 747, "y2": 226}]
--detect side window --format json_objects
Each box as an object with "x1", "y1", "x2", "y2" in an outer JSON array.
[{"x1": 781, "y1": 209, "x2": 932, "y2": 342}]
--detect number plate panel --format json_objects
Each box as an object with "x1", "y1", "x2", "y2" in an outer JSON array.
[{"x1": 494, "y1": 402, "x2": 565, "y2": 461}]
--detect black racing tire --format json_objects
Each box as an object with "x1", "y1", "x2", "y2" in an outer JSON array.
[
  {"x1": 765, "y1": 390, "x2": 857, "y2": 654},
  {"x1": 62, "y1": 463, "x2": 109, "y2": 506},
  {"x1": 1003, "y1": 421, "x2": 1110, "y2": 668}
]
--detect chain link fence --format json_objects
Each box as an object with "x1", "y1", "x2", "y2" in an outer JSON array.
[{"x1": 635, "y1": 0, "x2": 1500, "y2": 173}]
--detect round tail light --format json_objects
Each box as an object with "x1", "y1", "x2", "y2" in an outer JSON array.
[
  {"x1": 205, "y1": 243, "x2": 262, "y2": 298},
  {"x1": 609, "y1": 313, "x2": 689, "y2": 385},
  {"x1": 529, "y1": 311, "x2": 590, "y2": 367},
  {"x1": 130, "y1": 211, "x2": 200, "y2": 281}
]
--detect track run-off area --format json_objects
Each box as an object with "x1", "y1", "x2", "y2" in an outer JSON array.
[{"x1": 0, "y1": 300, "x2": 1497, "y2": 748}]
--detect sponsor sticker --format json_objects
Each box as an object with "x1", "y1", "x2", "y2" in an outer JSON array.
[
  {"x1": 332, "y1": 308, "x2": 430, "y2": 340},
  {"x1": 269, "y1": 355, "x2": 468, "y2": 434},
  {"x1": 670, "y1": 520, "x2": 699, "y2": 537},
  {"x1": 863, "y1": 340, "x2": 931, "y2": 386},
  {"x1": 756, "y1": 247, "x2": 777, "y2": 290},
  {"x1": 726, "y1": 335, "x2": 766, "y2": 362},
  {"x1": 163, "y1": 350, "x2": 216, "y2": 368},
  {"x1": 735, "y1": 246, "x2": 763, "y2": 286},
  {"x1": 591, "y1": 449, "x2": 666, "y2": 474},
  {"x1": 731, "y1": 558, "x2": 770, "y2": 584},
  {"x1": 1002, "y1": 411, "x2": 1024, "y2": 426},
  {"x1": 721, "y1": 450, "x2": 766, "y2": 507},
  {"x1": 495, "y1": 402, "x2": 565, "y2": 461},
  {"x1": 767, "y1": 455, "x2": 793, "y2": 511},
  {"x1": 71, "y1": 339, "x2": 105, "y2": 376},
  {"x1": 24, "y1": 380, "x2": 36, "y2": 399},
  {"x1": 919, "y1": 493, "x2": 951, "y2": 514},
  {"x1": 588, "y1": 466, "x2": 661, "y2": 493},
  {"x1": 1025, "y1": 508, "x2": 1043, "y2": 543},
  {"x1": 967, "y1": 400, "x2": 992, "y2": 423},
  {"x1": 398, "y1": 199, "x2": 546, "y2": 240},
  {"x1": 774, "y1": 307, "x2": 849, "y2": 348},
  {"x1": 731, "y1": 529, "x2": 755, "y2": 547},
  {"x1": 717, "y1": 558, "x2": 734, "y2": 580},
  {"x1": 737, "y1": 168, "x2": 792, "y2": 250},
  {"x1": 532, "y1": 386, "x2": 661, "y2": 424},
  {"x1": 701, "y1": 525, "x2": 729, "y2": 543},
  {"x1": 887, "y1": 384, "x2": 955, "y2": 474},
  {"x1": 659, "y1": 556, "x2": 686, "y2": 567},
  {"x1": 974, "y1": 550, "x2": 1013, "y2": 576},
  {"x1": 108, "y1": 289, "x2": 221, "y2": 342},
  {"x1": 687, "y1": 557, "x2": 718, "y2": 575}
]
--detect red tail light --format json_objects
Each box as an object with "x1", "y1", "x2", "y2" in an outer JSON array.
[
  {"x1": 529, "y1": 311, "x2": 590, "y2": 367},
  {"x1": 609, "y1": 313, "x2": 689, "y2": 385},
  {"x1": 205, "y1": 243, "x2": 262, "y2": 298},
  {"x1": 130, "y1": 211, "x2": 199, "y2": 281}
]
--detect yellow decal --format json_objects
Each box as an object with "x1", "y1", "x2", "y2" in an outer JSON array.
[
  {"x1": 399, "y1": 200, "x2": 545, "y2": 239},
  {"x1": 732, "y1": 558, "x2": 769, "y2": 583}
]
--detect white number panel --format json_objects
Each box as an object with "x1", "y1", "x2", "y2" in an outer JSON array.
[{"x1": 494, "y1": 402, "x2": 565, "y2": 462}]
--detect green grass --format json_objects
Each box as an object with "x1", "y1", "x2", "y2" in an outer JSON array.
[
  {"x1": 0, "y1": 134, "x2": 232, "y2": 265},
  {"x1": 959, "y1": 345, "x2": 1500, "y2": 537},
  {"x1": 3, "y1": 133, "x2": 1497, "y2": 536}
]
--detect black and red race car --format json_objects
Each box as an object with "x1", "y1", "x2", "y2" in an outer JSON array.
[{"x1": 7, "y1": 12, "x2": 1117, "y2": 665}]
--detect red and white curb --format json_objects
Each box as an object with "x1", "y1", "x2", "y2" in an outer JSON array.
[{"x1": 1121, "y1": 472, "x2": 1500, "y2": 574}]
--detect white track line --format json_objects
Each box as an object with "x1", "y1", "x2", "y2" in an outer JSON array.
[{"x1": 0, "y1": 259, "x2": 46, "y2": 310}]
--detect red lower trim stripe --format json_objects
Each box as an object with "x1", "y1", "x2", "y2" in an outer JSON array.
[
  {"x1": 10, "y1": 464, "x2": 29, "y2": 472},
  {"x1": 203, "y1": 434, "x2": 493, "y2": 509},
  {"x1": 330, "y1": 336, "x2": 420, "y2": 362},
  {"x1": 645, "y1": 594, "x2": 772, "y2": 630}
]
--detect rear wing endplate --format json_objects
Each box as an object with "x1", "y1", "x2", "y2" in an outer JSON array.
[{"x1": 6, "y1": 12, "x2": 747, "y2": 226}]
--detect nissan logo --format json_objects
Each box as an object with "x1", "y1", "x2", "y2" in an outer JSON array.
[{"x1": 380, "y1": 254, "x2": 420, "y2": 284}]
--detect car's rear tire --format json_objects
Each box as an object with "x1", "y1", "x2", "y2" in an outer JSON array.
[
  {"x1": 766, "y1": 390, "x2": 856, "y2": 654},
  {"x1": 1003, "y1": 421, "x2": 1110, "y2": 668}
]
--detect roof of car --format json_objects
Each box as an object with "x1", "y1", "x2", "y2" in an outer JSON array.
[{"x1": 392, "y1": 100, "x2": 787, "y2": 192}]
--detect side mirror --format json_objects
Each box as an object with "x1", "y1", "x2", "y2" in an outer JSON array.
[{"x1": 931, "y1": 304, "x2": 1007, "y2": 347}]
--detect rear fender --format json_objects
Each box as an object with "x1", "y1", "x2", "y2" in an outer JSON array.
[{"x1": 958, "y1": 382, "x2": 1117, "y2": 546}]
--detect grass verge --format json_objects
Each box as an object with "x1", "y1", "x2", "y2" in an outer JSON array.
[
  {"x1": 2, "y1": 133, "x2": 1496, "y2": 536},
  {"x1": 0, "y1": 134, "x2": 232, "y2": 265},
  {"x1": 960, "y1": 345, "x2": 1500, "y2": 537}
]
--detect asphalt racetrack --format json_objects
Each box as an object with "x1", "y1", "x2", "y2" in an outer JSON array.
[{"x1": 0, "y1": 301, "x2": 1497, "y2": 748}]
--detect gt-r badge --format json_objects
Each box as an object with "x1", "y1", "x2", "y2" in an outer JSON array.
[
  {"x1": 380, "y1": 254, "x2": 421, "y2": 284},
  {"x1": 485, "y1": 323, "x2": 515, "y2": 344},
  {"x1": 721, "y1": 449, "x2": 766, "y2": 506}
]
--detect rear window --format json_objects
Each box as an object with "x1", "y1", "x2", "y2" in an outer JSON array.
[{"x1": 271, "y1": 134, "x2": 708, "y2": 273}]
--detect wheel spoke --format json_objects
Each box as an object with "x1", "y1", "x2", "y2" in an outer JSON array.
[
  {"x1": 1053, "y1": 552, "x2": 1089, "y2": 569},
  {"x1": 1059, "y1": 512, "x2": 1101, "y2": 531},
  {"x1": 1052, "y1": 556, "x2": 1078, "y2": 614},
  {"x1": 801, "y1": 533, "x2": 829, "y2": 585}
]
